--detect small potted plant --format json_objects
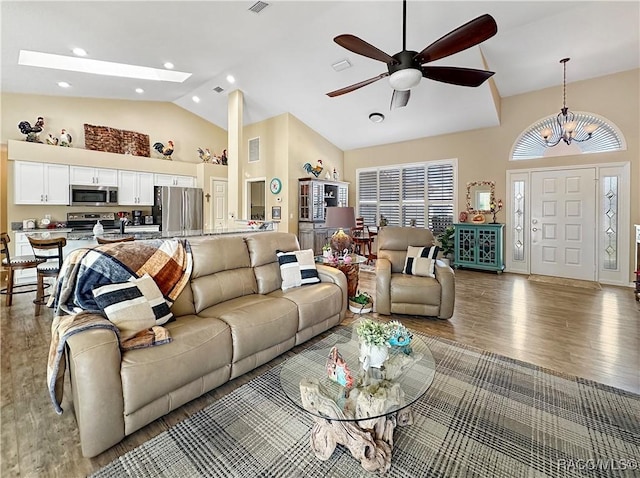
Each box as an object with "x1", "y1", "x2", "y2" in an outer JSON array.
[
  {"x1": 356, "y1": 317, "x2": 389, "y2": 369},
  {"x1": 349, "y1": 291, "x2": 373, "y2": 314},
  {"x1": 437, "y1": 225, "x2": 455, "y2": 266}
]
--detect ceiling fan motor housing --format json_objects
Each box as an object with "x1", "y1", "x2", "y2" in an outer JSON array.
[{"x1": 388, "y1": 50, "x2": 422, "y2": 90}]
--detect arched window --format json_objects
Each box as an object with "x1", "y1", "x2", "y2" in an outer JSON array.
[{"x1": 511, "y1": 112, "x2": 626, "y2": 160}]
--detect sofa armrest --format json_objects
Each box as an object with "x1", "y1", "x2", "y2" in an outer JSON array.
[
  {"x1": 67, "y1": 327, "x2": 125, "y2": 457},
  {"x1": 316, "y1": 264, "x2": 348, "y2": 315},
  {"x1": 434, "y1": 260, "x2": 455, "y2": 319},
  {"x1": 375, "y1": 258, "x2": 392, "y2": 315}
]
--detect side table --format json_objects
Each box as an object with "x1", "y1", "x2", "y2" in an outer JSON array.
[{"x1": 315, "y1": 254, "x2": 367, "y2": 298}]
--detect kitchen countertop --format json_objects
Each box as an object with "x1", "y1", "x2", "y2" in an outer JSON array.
[{"x1": 68, "y1": 227, "x2": 272, "y2": 241}]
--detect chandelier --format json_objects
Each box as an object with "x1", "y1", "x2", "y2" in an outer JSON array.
[{"x1": 540, "y1": 58, "x2": 598, "y2": 147}]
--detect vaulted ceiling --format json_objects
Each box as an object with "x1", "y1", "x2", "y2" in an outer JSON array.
[{"x1": 2, "y1": 1, "x2": 638, "y2": 150}]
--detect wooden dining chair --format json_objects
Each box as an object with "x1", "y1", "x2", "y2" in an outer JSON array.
[
  {"x1": 351, "y1": 217, "x2": 373, "y2": 260},
  {"x1": 96, "y1": 236, "x2": 135, "y2": 245},
  {"x1": 1, "y1": 232, "x2": 45, "y2": 306},
  {"x1": 27, "y1": 235, "x2": 67, "y2": 315}
]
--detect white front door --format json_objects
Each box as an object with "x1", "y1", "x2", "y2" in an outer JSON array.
[
  {"x1": 211, "y1": 180, "x2": 228, "y2": 231},
  {"x1": 530, "y1": 168, "x2": 596, "y2": 281}
]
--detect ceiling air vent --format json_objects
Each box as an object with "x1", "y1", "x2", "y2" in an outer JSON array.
[
  {"x1": 248, "y1": 1, "x2": 269, "y2": 14},
  {"x1": 213, "y1": 86, "x2": 224, "y2": 93}
]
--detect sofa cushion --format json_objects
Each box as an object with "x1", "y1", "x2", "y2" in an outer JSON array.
[
  {"x1": 189, "y1": 236, "x2": 251, "y2": 278},
  {"x1": 269, "y1": 282, "x2": 342, "y2": 332},
  {"x1": 276, "y1": 249, "x2": 320, "y2": 290},
  {"x1": 191, "y1": 268, "x2": 257, "y2": 313},
  {"x1": 120, "y1": 315, "x2": 232, "y2": 414},
  {"x1": 403, "y1": 245, "x2": 439, "y2": 278},
  {"x1": 390, "y1": 273, "x2": 442, "y2": 306},
  {"x1": 246, "y1": 232, "x2": 300, "y2": 294},
  {"x1": 198, "y1": 295, "x2": 298, "y2": 363}
]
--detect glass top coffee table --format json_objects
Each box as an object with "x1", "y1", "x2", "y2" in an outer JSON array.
[{"x1": 279, "y1": 323, "x2": 435, "y2": 473}]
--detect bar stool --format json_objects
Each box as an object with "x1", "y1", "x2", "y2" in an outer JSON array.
[
  {"x1": 96, "y1": 236, "x2": 135, "y2": 245},
  {"x1": 27, "y1": 235, "x2": 67, "y2": 315},
  {"x1": 1, "y1": 232, "x2": 45, "y2": 306}
]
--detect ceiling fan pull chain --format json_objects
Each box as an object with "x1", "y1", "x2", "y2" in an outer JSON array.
[{"x1": 402, "y1": 0, "x2": 407, "y2": 52}]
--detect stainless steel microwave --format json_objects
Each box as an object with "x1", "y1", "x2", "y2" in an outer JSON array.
[{"x1": 70, "y1": 185, "x2": 118, "y2": 206}]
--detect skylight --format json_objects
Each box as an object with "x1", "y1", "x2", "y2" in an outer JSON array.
[{"x1": 18, "y1": 50, "x2": 191, "y2": 83}]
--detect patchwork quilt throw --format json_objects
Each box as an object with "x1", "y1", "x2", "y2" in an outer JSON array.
[{"x1": 46, "y1": 239, "x2": 193, "y2": 414}]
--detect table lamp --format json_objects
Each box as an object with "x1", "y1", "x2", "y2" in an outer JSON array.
[{"x1": 325, "y1": 207, "x2": 356, "y2": 256}]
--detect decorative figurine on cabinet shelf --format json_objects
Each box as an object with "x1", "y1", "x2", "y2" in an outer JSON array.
[
  {"x1": 153, "y1": 140, "x2": 174, "y2": 160},
  {"x1": 220, "y1": 149, "x2": 228, "y2": 165},
  {"x1": 18, "y1": 116, "x2": 45, "y2": 142},
  {"x1": 197, "y1": 147, "x2": 212, "y2": 163},
  {"x1": 326, "y1": 346, "x2": 354, "y2": 388},
  {"x1": 303, "y1": 159, "x2": 323, "y2": 178},
  {"x1": 46, "y1": 134, "x2": 58, "y2": 146},
  {"x1": 333, "y1": 168, "x2": 339, "y2": 180},
  {"x1": 58, "y1": 129, "x2": 72, "y2": 147},
  {"x1": 490, "y1": 199, "x2": 503, "y2": 224}
]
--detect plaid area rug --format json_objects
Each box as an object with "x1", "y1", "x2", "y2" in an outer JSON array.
[{"x1": 92, "y1": 328, "x2": 639, "y2": 478}]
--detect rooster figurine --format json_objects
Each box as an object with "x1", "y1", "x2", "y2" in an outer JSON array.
[
  {"x1": 58, "y1": 129, "x2": 72, "y2": 147},
  {"x1": 153, "y1": 140, "x2": 174, "y2": 160},
  {"x1": 197, "y1": 147, "x2": 212, "y2": 163},
  {"x1": 18, "y1": 116, "x2": 45, "y2": 142},
  {"x1": 303, "y1": 159, "x2": 323, "y2": 178}
]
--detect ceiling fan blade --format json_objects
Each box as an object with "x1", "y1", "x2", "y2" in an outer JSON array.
[
  {"x1": 334, "y1": 34, "x2": 397, "y2": 64},
  {"x1": 390, "y1": 89, "x2": 411, "y2": 109},
  {"x1": 414, "y1": 14, "x2": 497, "y2": 64},
  {"x1": 326, "y1": 73, "x2": 389, "y2": 97},
  {"x1": 422, "y1": 66, "x2": 494, "y2": 87}
]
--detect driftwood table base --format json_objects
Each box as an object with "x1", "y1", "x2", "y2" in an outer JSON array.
[
  {"x1": 300, "y1": 378, "x2": 413, "y2": 473},
  {"x1": 309, "y1": 409, "x2": 413, "y2": 473}
]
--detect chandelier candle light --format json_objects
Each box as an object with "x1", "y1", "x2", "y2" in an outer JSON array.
[
  {"x1": 325, "y1": 207, "x2": 356, "y2": 257},
  {"x1": 540, "y1": 58, "x2": 598, "y2": 147}
]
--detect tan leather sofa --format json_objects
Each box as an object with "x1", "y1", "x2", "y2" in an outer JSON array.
[
  {"x1": 65, "y1": 232, "x2": 347, "y2": 457},
  {"x1": 376, "y1": 227, "x2": 455, "y2": 319}
]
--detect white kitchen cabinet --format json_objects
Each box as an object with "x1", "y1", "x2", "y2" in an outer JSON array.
[
  {"x1": 14, "y1": 161, "x2": 69, "y2": 205},
  {"x1": 154, "y1": 173, "x2": 196, "y2": 188},
  {"x1": 69, "y1": 166, "x2": 118, "y2": 186},
  {"x1": 118, "y1": 171, "x2": 154, "y2": 206}
]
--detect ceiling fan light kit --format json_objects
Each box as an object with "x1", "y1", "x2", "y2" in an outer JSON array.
[
  {"x1": 540, "y1": 58, "x2": 599, "y2": 147},
  {"x1": 389, "y1": 69, "x2": 422, "y2": 91},
  {"x1": 326, "y1": 0, "x2": 497, "y2": 110}
]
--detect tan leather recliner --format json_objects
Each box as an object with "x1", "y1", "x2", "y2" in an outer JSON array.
[{"x1": 375, "y1": 227, "x2": 455, "y2": 319}]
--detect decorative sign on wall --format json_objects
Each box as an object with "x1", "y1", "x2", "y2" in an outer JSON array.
[{"x1": 84, "y1": 124, "x2": 150, "y2": 157}]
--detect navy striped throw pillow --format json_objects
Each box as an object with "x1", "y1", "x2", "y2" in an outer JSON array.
[
  {"x1": 276, "y1": 249, "x2": 321, "y2": 291},
  {"x1": 403, "y1": 245, "x2": 440, "y2": 278}
]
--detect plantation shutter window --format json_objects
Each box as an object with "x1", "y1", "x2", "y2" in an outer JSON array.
[{"x1": 356, "y1": 161, "x2": 456, "y2": 231}]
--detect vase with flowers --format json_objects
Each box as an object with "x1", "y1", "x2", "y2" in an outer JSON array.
[{"x1": 356, "y1": 318, "x2": 390, "y2": 370}]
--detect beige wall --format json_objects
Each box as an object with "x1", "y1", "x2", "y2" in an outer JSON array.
[
  {"x1": 1, "y1": 93, "x2": 228, "y2": 162},
  {"x1": 343, "y1": 69, "x2": 639, "y2": 280},
  {"x1": 288, "y1": 114, "x2": 345, "y2": 235}
]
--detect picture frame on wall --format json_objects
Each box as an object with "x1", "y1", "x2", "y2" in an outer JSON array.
[{"x1": 272, "y1": 206, "x2": 281, "y2": 221}]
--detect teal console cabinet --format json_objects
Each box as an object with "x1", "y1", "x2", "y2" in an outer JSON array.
[{"x1": 453, "y1": 223, "x2": 505, "y2": 273}]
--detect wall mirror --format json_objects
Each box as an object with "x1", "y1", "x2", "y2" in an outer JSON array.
[{"x1": 466, "y1": 181, "x2": 495, "y2": 214}]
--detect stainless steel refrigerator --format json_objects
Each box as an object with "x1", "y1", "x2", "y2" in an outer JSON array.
[{"x1": 153, "y1": 186, "x2": 203, "y2": 236}]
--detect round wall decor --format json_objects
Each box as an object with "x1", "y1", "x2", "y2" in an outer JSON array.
[{"x1": 270, "y1": 177, "x2": 282, "y2": 194}]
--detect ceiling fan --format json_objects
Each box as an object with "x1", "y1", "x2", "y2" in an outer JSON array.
[{"x1": 326, "y1": 0, "x2": 498, "y2": 109}]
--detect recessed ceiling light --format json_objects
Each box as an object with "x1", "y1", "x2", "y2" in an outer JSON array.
[
  {"x1": 135, "y1": 88, "x2": 144, "y2": 94},
  {"x1": 164, "y1": 62, "x2": 174, "y2": 70},
  {"x1": 226, "y1": 75, "x2": 235, "y2": 84},
  {"x1": 72, "y1": 47, "x2": 87, "y2": 57},
  {"x1": 192, "y1": 96, "x2": 200, "y2": 103},
  {"x1": 57, "y1": 81, "x2": 71, "y2": 88},
  {"x1": 369, "y1": 112, "x2": 385, "y2": 123},
  {"x1": 19, "y1": 50, "x2": 191, "y2": 83}
]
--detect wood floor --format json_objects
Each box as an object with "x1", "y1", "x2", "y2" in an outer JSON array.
[{"x1": 1, "y1": 270, "x2": 638, "y2": 477}]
